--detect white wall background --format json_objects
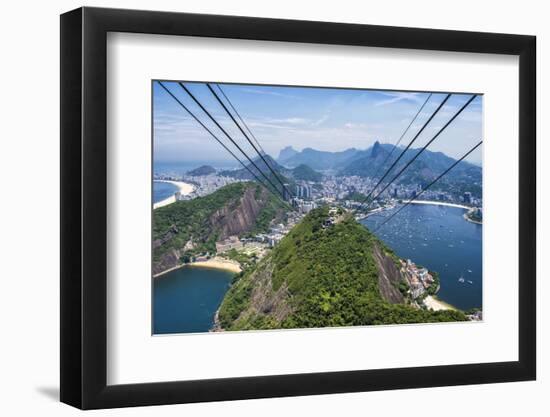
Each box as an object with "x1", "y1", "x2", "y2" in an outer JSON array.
[{"x1": 0, "y1": 0, "x2": 545, "y2": 415}]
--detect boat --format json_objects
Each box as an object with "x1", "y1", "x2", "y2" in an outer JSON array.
[
  {"x1": 467, "y1": 280, "x2": 473, "y2": 284},
  {"x1": 467, "y1": 269, "x2": 473, "y2": 273},
  {"x1": 458, "y1": 273, "x2": 465, "y2": 283}
]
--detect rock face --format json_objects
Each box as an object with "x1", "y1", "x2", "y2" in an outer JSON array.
[
  {"x1": 372, "y1": 244, "x2": 404, "y2": 304},
  {"x1": 234, "y1": 261, "x2": 293, "y2": 324},
  {"x1": 209, "y1": 186, "x2": 267, "y2": 240},
  {"x1": 152, "y1": 183, "x2": 283, "y2": 276},
  {"x1": 153, "y1": 247, "x2": 184, "y2": 276},
  {"x1": 277, "y1": 146, "x2": 299, "y2": 163}
]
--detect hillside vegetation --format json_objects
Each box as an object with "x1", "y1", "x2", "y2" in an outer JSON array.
[
  {"x1": 152, "y1": 182, "x2": 286, "y2": 274},
  {"x1": 290, "y1": 164, "x2": 323, "y2": 182},
  {"x1": 218, "y1": 207, "x2": 466, "y2": 330}
]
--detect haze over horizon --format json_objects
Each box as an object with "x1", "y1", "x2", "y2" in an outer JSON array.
[{"x1": 154, "y1": 82, "x2": 483, "y2": 165}]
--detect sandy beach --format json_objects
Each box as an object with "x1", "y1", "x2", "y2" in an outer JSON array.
[
  {"x1": 190, "y1": 257, "x2": 242, "y2": 273},
  {"x1": 424, "y1": 295, "x2": 456, "y2": 311},
  {"x1": 153, "y1": 180, "x2": 195, "y2": 209},
  {"x1": 153, "y1": 256, "x2": 242, "y2": 278}
]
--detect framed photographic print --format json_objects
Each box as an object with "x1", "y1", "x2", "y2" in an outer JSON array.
[{"x1": 60, "y1": 7, "x2": 536, "y2": 409}]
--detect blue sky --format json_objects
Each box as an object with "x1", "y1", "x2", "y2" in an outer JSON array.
[{"x1": 153, "y1": 81, "x2": 483, "y2": 166}]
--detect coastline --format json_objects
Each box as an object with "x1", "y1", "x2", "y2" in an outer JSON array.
[
  {"x1": 424, "y1": 295, "x2": 456, "y2": 311},
  {"x1": 463, "y1": 211, "x2": 482, "y2": 225},
  {"x1": 190, "y1": 257, "x2": 242, "y2": 273},
  {"x1": 153, "y1": 256, "x2": 242, "y2": 278},
  {"x1": 408, "y1": 200, "x2": 470, "y2": 210},
  {"x1": 408, "y1": 200, "x2": 482, "y2": 225},
  {"x1": 153, "y1": 180, "x2": 195, "y2": 210}
]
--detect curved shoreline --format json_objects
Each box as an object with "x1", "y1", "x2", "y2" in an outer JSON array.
[
  {"x1": 408, "y1": 200, "x2": 470, "y2": 210},
  {"x1": 153, "y1": 180, "x2": 195, "y2": 209},
  {"x1": 362, "y1": 200, "x2": 481, "y2": 311},
  {"x1": 408, "y1": 200, "x2": 482, "y2": 225},
  {"x1": 424, "y1": 295, "x2": 457, "y2": 311},
  {"x1": 153, "y1": 256, "x2": 241, "y2": 278}
]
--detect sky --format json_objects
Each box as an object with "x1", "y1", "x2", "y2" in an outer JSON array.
[{"x1": 153, "y1": 81, "x2": 483, "y2": 167}]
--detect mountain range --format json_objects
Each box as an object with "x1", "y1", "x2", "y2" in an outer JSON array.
[
  {"x1": 277, "y1": 146, "x2": 360, "y2": 170},
  {"x1": 220, "y1": 155, "x2": 323, "y2": 183},
  {"x1": 277, "y1": 142, "x2": 482, "y2": 197},
  {"x1": 212, "y1": 142, "x2": 481, "y2": 197}
]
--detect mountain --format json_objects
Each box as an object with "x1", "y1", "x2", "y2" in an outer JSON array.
[
  {"x1": 289, "y1": 164, "x2": 323, "y2": 182},
  {"x1": 220, "y1": 155, "x2": 287, "y2": 180},
  {"x1": 337, "y1": 141, "x2": 393, "y2": 178},
  {"x1": 277, "y1": 146, "x2": 299, "y2": 163},
  {"x1": 278, "y1": 147, "x2": 360, "y2": 170},
  {"x1": 217, "y1": 207, "x2": 466, "y2": 330},
  {"x1": 219, "y1": 155, "x2": 298, "y2": 197},
  {"x1": 152, "y1": 182, "x2": 286, "y2": 275},
  {"x1": 339, "y1": 142, "x2": 482, "y2": 197},
  {"x1": 187, "y1": 165, "x2": 216, "y2": 176}
]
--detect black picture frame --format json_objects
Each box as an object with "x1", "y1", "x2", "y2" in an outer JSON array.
[{"x1": 60, "y1": 6, "x2": 536, "y2": 410}]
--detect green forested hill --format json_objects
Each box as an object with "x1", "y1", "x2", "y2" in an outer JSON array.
[
  {"x1": 153, "y1": 182, "x2": 286, "y2": 274},
  {"x1": 290, "y1": 164, "x2": 323, "y2": 182},
  {"x1": 218, "y1": 207, "x2": 466, "y2": 330}
]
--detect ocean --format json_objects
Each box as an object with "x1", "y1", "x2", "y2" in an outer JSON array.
[
  {"x1": 361, "y1": 203, "x2": 482, "y2": 311},
  {"x1": 153, "y1": 181, "x2": 179, "y2": 204},
  {"x1": 152, "y1": 203, "x2": 482, "y2": 335},
  {"x1": 153, "y1": 266, "x2": 234, "y2": 335}
]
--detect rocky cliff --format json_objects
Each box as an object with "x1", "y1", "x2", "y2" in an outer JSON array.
[
  {"x1": 209, "y1": 186, "x2": 270, "y2": 240},
  {"x1": 152, "y1": 182, "x2": 285, "y2": 275}
]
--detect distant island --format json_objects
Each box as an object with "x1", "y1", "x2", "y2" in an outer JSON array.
[{"x1": 187, "y1": 165, "x2": 216, "y2": 176}]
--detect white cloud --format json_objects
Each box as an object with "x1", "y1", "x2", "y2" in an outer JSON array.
[
  {"x1": 375, "y1": 92, "x2": 424, "y2": 107},
  {"x1": 311, "y1": 113, "x2": 329, "y2": 127},
  {"x1": 240, "y1": 88, "x2": 302, "y2": 100}
]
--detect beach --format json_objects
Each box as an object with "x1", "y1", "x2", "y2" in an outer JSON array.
[
  {"x1": 424, "y1": 295, "x2": 455, "y2": 311},
  {"x1": 153, "y1": 180, "x2": 195, "y2": 209},
  {"x1": 411, "y1": 200, "x2": 482, "y2": 224},
  {"x1": 153, "y1": 256, "x2": 242, "y2": 278},
  {"x1": 190, "y1": 257, "x2": 242, "y2": 273}
]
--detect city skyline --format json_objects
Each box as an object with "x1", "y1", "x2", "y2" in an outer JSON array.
[{"x1": 153, "y1": 81, "x2": 483, "y2": 166}]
